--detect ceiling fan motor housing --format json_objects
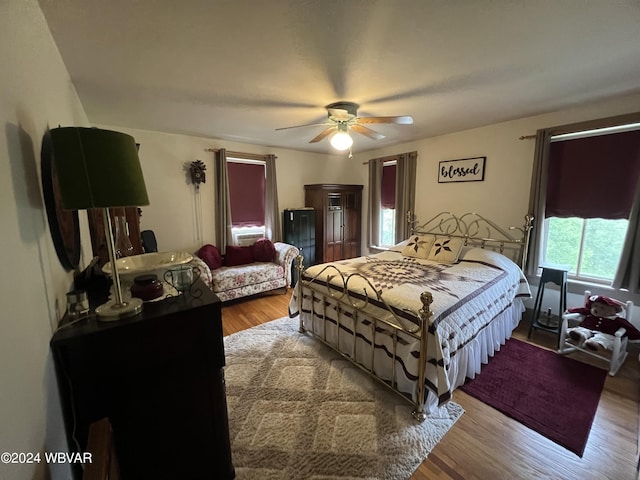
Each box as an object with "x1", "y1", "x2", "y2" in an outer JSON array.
[
  {"x1": 326, "y1": 101, "x2": 359, "y2": 122},
  {"x1": 276, "y1": 101, "x2": 412, "y2": 145}
]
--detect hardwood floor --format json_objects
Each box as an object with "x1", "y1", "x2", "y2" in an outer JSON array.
[{"x1": 221, "y1": 291, "x2": 640, "y2": 480}]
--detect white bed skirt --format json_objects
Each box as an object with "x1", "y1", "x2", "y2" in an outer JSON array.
[
  {"x1": 423, "y1": 298, "x2": 525, "y2": 412},
  {"x1": 298, "y1": 295, "x2": 525, "y2": 414}
]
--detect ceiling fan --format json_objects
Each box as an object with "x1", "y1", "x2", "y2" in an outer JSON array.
[{"x1": 275, "y1": 101, "x2": 413, "y2": 151}]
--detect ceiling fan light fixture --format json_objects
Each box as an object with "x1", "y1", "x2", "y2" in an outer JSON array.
[{"x1": 330, "y1": 125, "x2": 353, "y2": 151}]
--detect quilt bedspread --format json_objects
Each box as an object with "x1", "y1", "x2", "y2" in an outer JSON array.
[{"x1": 289, "y1": 247, "x2": 531, "y2": 405}]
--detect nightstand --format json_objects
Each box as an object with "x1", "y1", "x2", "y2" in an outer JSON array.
[{"x1": 528, "y1": 264, "x2": 570, "y2": 344}]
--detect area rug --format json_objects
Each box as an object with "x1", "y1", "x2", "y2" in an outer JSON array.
[
  {"x1": 223, "y1": 317, "x2": 464, "y2": 480},
  {"x1": 460, "y1": 337, "x2": 607, "y2": 457}
]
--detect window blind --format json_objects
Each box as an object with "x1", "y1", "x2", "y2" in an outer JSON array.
[
  {"x1": 227, "y1": 161, "x2": 265, "y2": 227},
  {"x1": 545, "y1": 129, "x2": 640, "y2": 219},
  {"x1": 381, "y1": 163, "x2": 396, "y2": 209}
]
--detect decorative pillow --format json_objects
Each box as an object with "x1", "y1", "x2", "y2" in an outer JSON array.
[
  {"x1": 196, "y1": 244, "x2": 223, "y2": 270},
  {"x1": 401, "y1": 235, "x2": 435, "y2": 259},
  {"x1": 252, "y1": 238, "x2": 276, "y2": 262},
  {"x1": 224, "y1": 245, "x2": 255, "y2": 266},
  {"x1": 389, "y1": 238, "x2": 410, "y2": 252},
  {"x1": 427, "y1": 237, "x2": 465, "y2": 263}
]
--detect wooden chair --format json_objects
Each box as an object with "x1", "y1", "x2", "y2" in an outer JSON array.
[
  {"x1": 558, "y1": 290, "x2": 636, "y2": 376},
  {"x1": 83, "y1": 418, "x2": 120, "y2": 480}
]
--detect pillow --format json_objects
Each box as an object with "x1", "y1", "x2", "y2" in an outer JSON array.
[
  {"x1": 224, "y1": 245, "x2": 255, "y2": 266},
  {"x1": 196, "y1": 244, "x2": 223, "y2": 270},
  {"x1": 252, "y1": 238, "x2": 276, "y2": 262},
  {"x1": 389, "y1": 238, "x2": 410, "y2": 252},
  {"x1": 401, "y1": 235, "x2": 435, "y2": 259},
  {"x1": 427, "y1": 237, "x2": 465, "y2": 263}
]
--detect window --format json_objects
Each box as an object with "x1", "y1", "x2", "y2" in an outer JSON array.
[
  {"x1": 543, "y1": 217, "x2": 628, "y2": 282},
  {"x1": 227, "y1": 157, "x2": 266, "y2": 240},
  {"x1": 380, "y1": 161, "x2": 397, "y2": 247},
  {"x1": 367, "y1": 151, "x2": 416, "y2": 250},
  {"x1": 532, "y1": 118, "x2": 640, "y2": 284}
]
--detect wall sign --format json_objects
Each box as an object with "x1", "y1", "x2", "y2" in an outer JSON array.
[{"x1": 438, "y1": 156, "x2": 486, "y2": 183}]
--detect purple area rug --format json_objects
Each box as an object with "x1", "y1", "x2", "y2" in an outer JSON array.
[{"x1": 460, "y1": 337, "x2": 607, "y2": 457}]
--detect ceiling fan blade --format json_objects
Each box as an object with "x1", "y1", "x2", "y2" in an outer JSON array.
[
  {"x1": 275, "y1": 122, "x2": 332, "y2": 131},
  {"x1": 356, "y1": 115, "x2": 414, "y2": 125},
  {"x1": 309, "y1": 127, "x2": 336, "y2": 143},
  {"x1": 350, "y1": 124, "x2": 385, "y2": 141}
]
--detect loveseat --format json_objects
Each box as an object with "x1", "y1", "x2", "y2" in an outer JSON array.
[{"x1": 193, "y1": 240, "x2": 299, "y2": 302}]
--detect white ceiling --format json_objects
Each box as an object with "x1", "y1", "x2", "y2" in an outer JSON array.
[{"x1": 39, "y1": 0, "x2": 640, "y2": 154}]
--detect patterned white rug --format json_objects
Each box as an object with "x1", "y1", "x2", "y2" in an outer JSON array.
[{"x1": 224, "y1": 317, "x2": 463, "y2": 480}]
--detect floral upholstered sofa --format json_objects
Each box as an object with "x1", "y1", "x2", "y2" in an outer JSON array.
[{"x1": 193, "y1": 240, "x2": 299, "y2": 302}]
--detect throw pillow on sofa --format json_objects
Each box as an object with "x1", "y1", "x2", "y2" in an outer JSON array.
[
  {"x1": 197, "y1": 244, "x2": 223, "y2": 270},
  {"x1": 252, "y1": 238, "x2": 276, "y2": 262},
  {"x1": 224, "y1": 245, "x2": 255, "y2": 266}
]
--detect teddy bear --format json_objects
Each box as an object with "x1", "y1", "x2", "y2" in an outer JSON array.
[{"x1": 566, "y1": 295, "x2": 640, "y2": 351}]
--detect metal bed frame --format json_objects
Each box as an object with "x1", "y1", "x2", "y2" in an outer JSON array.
[{"x1": 295, "y1": 212, "x2": 533, "y2": 421}]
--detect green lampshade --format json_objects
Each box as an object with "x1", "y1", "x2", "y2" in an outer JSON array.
[{"x1": 49, "y1": 127, "x2": 150, "y2": 209}]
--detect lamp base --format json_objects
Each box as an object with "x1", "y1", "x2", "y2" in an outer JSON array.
[{"x1": 96, "y1": 297, "x2": 143, "y2": 321}]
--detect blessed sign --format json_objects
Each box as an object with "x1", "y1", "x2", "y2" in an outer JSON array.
[{"x1": 438, "y1": 156, "x2": 486, "y2": 183}]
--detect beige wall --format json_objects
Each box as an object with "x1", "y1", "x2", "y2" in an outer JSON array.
[
  {"x1": 354, "y1": 93, "x2": 640, "y2": 236},
  {"x1": 0, "y1": 1, "x2": 91, "y2": 479}
]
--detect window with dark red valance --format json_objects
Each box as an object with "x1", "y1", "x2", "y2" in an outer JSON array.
[
  {"x1": 381, "y1": 163, "x2": 396, "y2": 209},
  {"x1": 227, "y1": 161, "x2": 265, "y2": 227},
  {"x1": 545, "y1": 130, "x2": 640, "y2": 219}
]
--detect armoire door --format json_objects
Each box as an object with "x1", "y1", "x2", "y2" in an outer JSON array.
[
  {"x1": 342, "y1": 190, "x2": 361, "y2": 260},
  {"x1": 325, "y1": 198, "x2": 344, "y2": 262},
  {"x1": 304, "y1": 184, "x2": 362, "y2": 264}
]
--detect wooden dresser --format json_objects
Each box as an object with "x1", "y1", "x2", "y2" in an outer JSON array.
[
  {"x1": 50, "y1": 281, "x2": 234, "y2": 480},
  {"x1": 304, "y1": 184, "x2": 362, "y2": 263}
]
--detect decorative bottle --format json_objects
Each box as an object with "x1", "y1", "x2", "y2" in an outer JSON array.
[{"x1": 114, "y1": 214, "x2": 134, "y2": 258}]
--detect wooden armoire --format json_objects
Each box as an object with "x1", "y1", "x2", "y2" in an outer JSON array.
[{"x1": 304, "y1": 184, "x2": 363, "y2": 263}]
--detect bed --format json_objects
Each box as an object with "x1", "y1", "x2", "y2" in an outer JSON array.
[{"x1": 288, "y1": 212, "x2": 534, "y2": 420}]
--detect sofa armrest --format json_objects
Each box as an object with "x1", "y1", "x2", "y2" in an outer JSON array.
[
  {"x1": 190, "y1": 256, "x2": 213, "y2": 288},
  {"x1": 274, "y1": 242, "x2": 300, "y2": 287}
]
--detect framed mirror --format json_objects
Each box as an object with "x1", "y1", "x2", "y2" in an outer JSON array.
[{"x1": 41, "y1": 130, "x2": 81, "y2": 271}]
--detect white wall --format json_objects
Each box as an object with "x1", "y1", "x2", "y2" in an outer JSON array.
[
  {"x1": 95, "y1": 125, "x2": 361, "y2": 253},
  {"x1": 0, "y1": 1, "x2": 92, "y2": 479}
]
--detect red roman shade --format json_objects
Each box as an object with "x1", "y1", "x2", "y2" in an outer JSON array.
[
  {"x1": 545, "y1": 130, "x2": 640, "y2": 219},
  {"x1": 381, "y1": 163, "x2": 397, "y2": 209},
  {"x1": 227, "y1": 161, "x2": 265, "y2": 227}
]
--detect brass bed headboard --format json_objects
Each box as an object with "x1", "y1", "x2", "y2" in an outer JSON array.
[{"x1": 410, "y1": 212, "x2": 534, "y2": 270}]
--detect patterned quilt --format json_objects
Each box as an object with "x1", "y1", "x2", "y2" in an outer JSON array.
[{"x1": 289, "y1": 247, "x2": 531, "y2": 406}]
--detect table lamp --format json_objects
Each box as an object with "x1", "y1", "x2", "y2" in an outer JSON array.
[{"x1": 49, "y1": 127, "x2": 150, "y2": 320}]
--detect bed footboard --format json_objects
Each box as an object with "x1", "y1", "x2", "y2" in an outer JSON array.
[
  {"x1": 294, "y1": 254, "x2": 434, "y2": 421},
  {"x1": 292, "y1": 212, "x2": 533, "y2": 421}
]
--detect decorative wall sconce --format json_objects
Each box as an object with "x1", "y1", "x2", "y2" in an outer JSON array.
[{"x1": 190, "y1": 160, "x2": 206, "y2": 190}]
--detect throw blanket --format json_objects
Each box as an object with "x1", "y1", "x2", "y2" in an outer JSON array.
[{"x1": 290, "y1": 247, "x2": 531, "y2": 405}]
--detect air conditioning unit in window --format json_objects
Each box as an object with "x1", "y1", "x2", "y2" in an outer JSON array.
[{"x1": 235, "y1": 232, "x2": 264, "y2": 246}]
